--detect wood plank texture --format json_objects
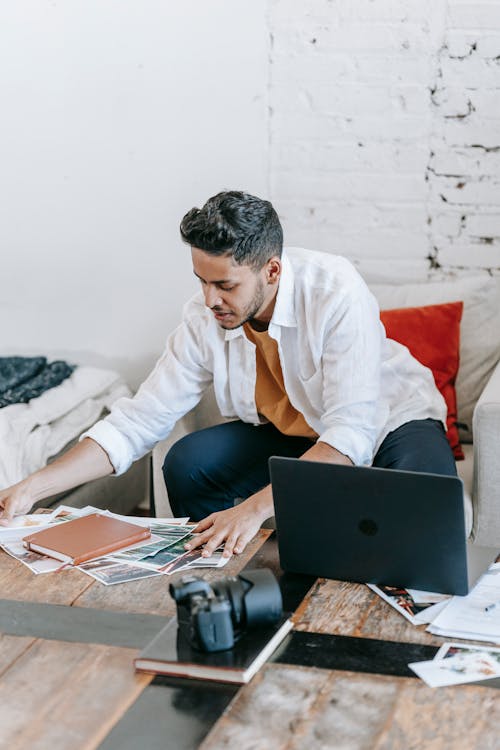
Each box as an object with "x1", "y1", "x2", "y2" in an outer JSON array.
[
  {"x1": 0, "y1": 639, "x2": 150, "y2": 750},
  {"x1": 0, "y1": 633, "x2": 35, "y2": 676},
  {"x1": 0, "y1": 552, "x2": 93, "y2": 605},
  {"x1": 294, "y1": 578, "x2": 447, "y2": 646},
  {"x1": 200, "y1": 663, "x2": 500, "y2": 750}
]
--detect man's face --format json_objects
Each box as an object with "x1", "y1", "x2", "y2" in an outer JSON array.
[{"x1": 191, "y1": 247, "x2": 279, "y2": 330}]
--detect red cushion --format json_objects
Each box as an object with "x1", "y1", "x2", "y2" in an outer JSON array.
[{"x1": 380, "y1": 301, "x2": 464, "y2": 460}]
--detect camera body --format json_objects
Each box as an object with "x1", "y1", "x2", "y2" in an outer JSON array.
[{"x1": 169, "y1": 568, "x2": 282, "y2": 652}]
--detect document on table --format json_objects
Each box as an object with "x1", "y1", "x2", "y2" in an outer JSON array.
[{"x1": 428, "y1": 564, "x2": 500, "y2": 643}]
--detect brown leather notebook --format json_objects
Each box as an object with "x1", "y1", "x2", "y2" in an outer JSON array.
[{"x1": 23, "y1": 513, "x2": 151, "y2": 565}]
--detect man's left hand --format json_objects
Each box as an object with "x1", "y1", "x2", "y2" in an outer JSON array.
[{"x1": 185, "y1": 497, "x2": 270, "y2": 559}]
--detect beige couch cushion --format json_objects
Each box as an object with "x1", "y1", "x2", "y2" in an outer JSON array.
[
  {"x1": 470, "y1": 359, "x2": 500, "y2": 546},
  {"x1": 367, "y1": 274, "x2": 500, "y2": 443},
  {"x1": 456, "y1": 444, "x2": 473, "y2": 537}
]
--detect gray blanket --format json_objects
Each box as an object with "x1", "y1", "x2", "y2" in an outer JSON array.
[{"x1": 0, "y1": 356, "x2": 74, "y2": 408}]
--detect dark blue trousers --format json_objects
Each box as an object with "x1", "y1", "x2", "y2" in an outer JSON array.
[{"x1": 162, "y1": 418, "x2": 457, "y2": 521}]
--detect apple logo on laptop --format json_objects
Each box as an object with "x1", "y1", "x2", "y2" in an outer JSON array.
[{"x1": 359, "y1": 518, "x2": 378, "y2": 536}]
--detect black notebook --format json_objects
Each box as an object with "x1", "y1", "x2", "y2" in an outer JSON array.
[{"x1": 134, "y1": 615, "x2": 293, "y2": 684}]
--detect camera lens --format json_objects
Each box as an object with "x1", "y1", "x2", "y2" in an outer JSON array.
[
  {"x1": 213, "y1": 568, "x2": 282, "y2": 630},
  {"x1": 238, "y1": 569, "x2": 283, "y2": 626}
]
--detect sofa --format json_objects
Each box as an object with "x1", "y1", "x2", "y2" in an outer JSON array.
[{"x1": 151, "y1": 269, "x2": 500, "y2": 551}]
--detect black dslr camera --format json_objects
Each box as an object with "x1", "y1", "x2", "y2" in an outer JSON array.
[{"x1": 169, "y1": 568, "x2": 283, "y2": 652}]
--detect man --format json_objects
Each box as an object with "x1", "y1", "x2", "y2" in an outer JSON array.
[{"x1": 0, "y1": 191, "x2": 456, "y2": 558}]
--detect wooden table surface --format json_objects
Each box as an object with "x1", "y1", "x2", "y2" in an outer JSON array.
[{"x1": 0, "y1": 531, "x2": 498, "y2": 750}]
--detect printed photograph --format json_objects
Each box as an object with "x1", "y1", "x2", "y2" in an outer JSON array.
[
  {"x1": 2, "y1": 542, "x2": 63, "y2": 574},
  {"x1": 438, "y1": 642, "x2": 500, "y2": 667},
  {"x1": 149, "y1": 523, "x2": 194, "y2": 541},
  {"x1": 78, "y1": 558, "x2": 120, "y2": 572},
  {"x1": 161, "y1": 547, "x2": 228, "y2": 575},
  {"x1": 136, "y1": 537, "x2": 193, "y2": 569},
  {"x1": 410, "y1": 647, "x2": 500, "y2": 687},
  {"x1": 82, "y1": 562, "x2": 162, "y2": 585}
]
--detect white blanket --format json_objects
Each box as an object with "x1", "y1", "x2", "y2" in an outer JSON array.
[{"x1": 0, "y1": 366, "x2": 130, "y2": 489}]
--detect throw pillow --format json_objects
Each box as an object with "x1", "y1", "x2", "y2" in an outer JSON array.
[
  {"x1": 380, "y1": 301, "x2": 464, "y2": 459},
  {"x1": 368, "y1": 274, "x2": 500, "y2": 442}
]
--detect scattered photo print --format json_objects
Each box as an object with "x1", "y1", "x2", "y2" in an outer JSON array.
[{"x1": 81, "y1": 562, "x2": 162, "y2": 585}]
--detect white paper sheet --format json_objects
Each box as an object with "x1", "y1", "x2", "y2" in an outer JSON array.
[{"x1": 427, "y1": 566, "x2": 500, "y2": 643}]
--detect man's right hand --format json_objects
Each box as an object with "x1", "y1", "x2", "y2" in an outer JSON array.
[{"x1": 0, "y1": 481, "x2": 36, "y2": 524}]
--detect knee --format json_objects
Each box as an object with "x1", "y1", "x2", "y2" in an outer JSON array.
[
  {"x1": 162, "y1": 430, "x2": 219, "y2": 497},
  {"x1": 162, "y1": 433, "x2": 194, "y2": 489},
  {"x1": 162, "y1": 434, "x2": 201, "y2": 517}
]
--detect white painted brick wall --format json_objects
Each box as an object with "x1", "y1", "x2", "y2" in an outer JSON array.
[{"x1": 269, "y1": 0, "x2": 500, "y2": 276}]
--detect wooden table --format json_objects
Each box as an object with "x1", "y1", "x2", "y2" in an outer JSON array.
[{"x1": 0, "y1": 532, "x2": 498, "y2": 750}]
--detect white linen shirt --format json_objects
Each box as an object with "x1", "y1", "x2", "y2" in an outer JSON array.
[{"x1": 83, "y1": 247, "x2": 447, "y2": 473}]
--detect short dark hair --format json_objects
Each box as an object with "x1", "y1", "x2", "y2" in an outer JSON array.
[{"x1": 180, "y1": 191, "x2": 283, "y2": 270}]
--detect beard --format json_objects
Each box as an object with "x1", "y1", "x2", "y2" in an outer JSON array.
[{"x1": 215, "y1": 278, "x2": 266, "y2": 330}]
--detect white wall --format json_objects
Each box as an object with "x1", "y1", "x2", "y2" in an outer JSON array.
[
  {"x1": 2, "y1": 0, "x2": 500, "y2": 391},
  {"x1": 0, "y1": 1, "x2": 269, "y2": 387},
  {"x1": 269, "y1": 0, "x2": 500, "y2": 280}
]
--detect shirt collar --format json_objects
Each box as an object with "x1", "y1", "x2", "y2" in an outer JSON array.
[
  {"x1": 223, "y1": 249, "x2": 297, "y2": 341},
  {"x1": 269, "y1": 249, "x2": 297, "y2": 328}
]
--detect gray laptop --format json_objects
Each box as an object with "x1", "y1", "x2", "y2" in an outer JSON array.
[{"x1": 269, "y1": 457, "x2": 497, "y2": 596}]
